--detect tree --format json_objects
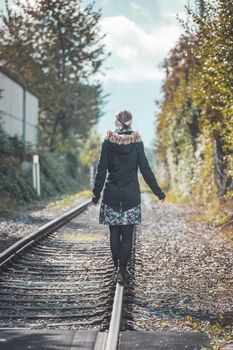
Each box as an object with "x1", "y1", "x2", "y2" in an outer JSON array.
[
  {"x1": 0, "y1": 0, "x2": 107, "y2": 151},
  {"x1": 79, "y1": 131, "x2": 101, "y2": 168},
  {"x1": 156, "y1": 0, "x2": 233, "y2": 205}
]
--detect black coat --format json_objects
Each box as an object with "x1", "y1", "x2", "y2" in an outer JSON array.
[{"x1": 92, "y1": 130, "x2": 165, "y2": 211}]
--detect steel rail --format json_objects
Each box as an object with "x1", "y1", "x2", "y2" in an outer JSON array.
[
  {"x1": 0, "y1": 199, "x2": 91, "y2": 267},
  {"x1": 104, "y1": 225, "x2": 137, "y2": 350},
  {"x1": 105, "y1": 282, "x2": 124, "y2": 350}
]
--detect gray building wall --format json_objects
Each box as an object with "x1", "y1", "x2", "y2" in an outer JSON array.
[{"x1": 0, "y1": 70, "x2": 39, "y2": 146}]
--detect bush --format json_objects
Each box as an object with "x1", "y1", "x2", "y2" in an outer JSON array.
[
  {"x1": 0, "y1": 156, "x2": 37, "y2": 203},
  {"x1": 0, "y1": 126, "x2": 83, "y2": 205},
  {"x1": 39, "y1": 151, "x2": 79, "y2": 197}
]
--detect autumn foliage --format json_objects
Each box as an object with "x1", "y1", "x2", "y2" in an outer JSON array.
[{"x1": 156, "y1": 0, "x2": 233, "y2": 207}]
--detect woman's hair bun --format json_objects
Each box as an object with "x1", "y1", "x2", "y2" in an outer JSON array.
[{"x1": 115, "y1": 110, "x2": 132, "y2": 129}]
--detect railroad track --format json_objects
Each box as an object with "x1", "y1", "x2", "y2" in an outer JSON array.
[{"x1": 0, "y1": 199, "x2": 136, "y2": 349}]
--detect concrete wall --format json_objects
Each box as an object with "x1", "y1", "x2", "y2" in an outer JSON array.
[{"x1": 0, "y1": 71, "x2": 39, "y2": 146}]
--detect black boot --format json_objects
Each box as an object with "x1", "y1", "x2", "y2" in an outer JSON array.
[
  {"x1": 112, "y1": 256, "x2": 119, "y2": 270},
  {"x1": 117, "y1": 270, "x2": 125, "y2": 285},
  {"x1": 112, "y1": 258, "x2": 119, "y2": 282},
  {"x1": 117, "y1": 266, "x2": 128, "y2": 285}
]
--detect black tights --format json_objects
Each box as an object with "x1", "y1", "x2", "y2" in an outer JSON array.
[{"x1": 109, "y1": 224, "x2": 134, "y2": 269}]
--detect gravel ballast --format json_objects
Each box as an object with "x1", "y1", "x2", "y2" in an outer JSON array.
[{"x1": 130, "y1": 194, "x2": 233, "y2": 349}]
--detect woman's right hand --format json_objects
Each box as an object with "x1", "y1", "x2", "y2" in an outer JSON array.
[{"x1": 92, "y1": 196, "x2": 100, "y2": 206}]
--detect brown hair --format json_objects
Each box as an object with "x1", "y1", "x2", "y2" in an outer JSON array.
[{"x1": 115, "y1": 110, "x2": 132, "y2": 130}]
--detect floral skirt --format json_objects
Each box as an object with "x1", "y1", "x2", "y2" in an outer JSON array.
[{"x1": 99, "y1": 202, "x2": 141, "y2": 225}]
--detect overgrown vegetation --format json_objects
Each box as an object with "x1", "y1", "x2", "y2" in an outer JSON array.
[
  {"x1": 0, "y1": 126, "x2": 89, "y2": 209},
  {"x1": 156, "y1": 0, "x2": 233, "y2": 220},
  {"x1": 0, "y1": 0, "x2": 105, "y2": 208}
]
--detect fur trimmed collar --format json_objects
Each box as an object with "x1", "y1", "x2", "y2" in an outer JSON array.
[{"x1": 105, "y1": 130, "x2": 142, "y2": 145}]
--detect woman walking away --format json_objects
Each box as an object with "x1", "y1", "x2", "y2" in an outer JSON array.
[{"x1": 92, "y1": 110, "x2": 165, "y2": 284}]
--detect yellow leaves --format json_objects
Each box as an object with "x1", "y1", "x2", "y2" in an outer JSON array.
[
  {"x1": 159, "y1": 318, "x2": 199, "y2": 331},
  {"x1": 160, "y1": 321, "x2": 169, "y2": 328},
  {"x1": 192, "y1": 322, "x2": 198, "y2": 329},
  {"x1": 185, "y1": 315, "x2": 193, "y2": 322},
  {"x1": 203, "y1": 321, "x2": 224, "y2": 337},
  {"x1": 183, "y1": 316, "x2": 200, "y2": 330},
  {"x1": 156, "y1": 0, "x2": 233, "y2": 209}
]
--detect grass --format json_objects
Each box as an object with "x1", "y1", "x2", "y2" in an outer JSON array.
[
  {"x1": 0, "y1": 189, "x2": 92, "y2": 216},
  {"x1": 63, "y1": 232, "x2": 105, "y2": 242},
  {"x1": 45, "y1": 189, "x2": 91, "y2": 210}
]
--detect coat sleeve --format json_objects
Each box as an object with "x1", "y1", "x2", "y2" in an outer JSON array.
[
  {"x1": 92, "y1": 140, "x2": 108, "y2": 200},
  {"x1": 138, "y1": 142, "x2": 165, "y2": 199}
]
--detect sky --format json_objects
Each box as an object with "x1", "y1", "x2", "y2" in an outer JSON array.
[
  {"x1": 1, "y1": 0, "x2": 191, "y2": 147},
  {"x1": 84, "y1": 0, "x2": 190, "y2": 147}
]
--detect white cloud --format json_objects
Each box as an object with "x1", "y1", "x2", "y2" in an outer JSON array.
[
  {"x1": 100, "y1": 15, "x2": 182, "y2": 83},
  {"x1": 117, "y1": 46, "x2": 138, "y2": 61}
]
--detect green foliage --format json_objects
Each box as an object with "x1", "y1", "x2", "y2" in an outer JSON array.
[
  {"x1": 65, "y1": 152, "x2": 79, "y2": 179},
  {"x1": 0, "y1": 127, "x2": 14, "y2": 156},
  {"x1": 156, "y1": 0, "x2": 233, "y2": 206},
  {"x1": 0, "y1": 126, "x2": 84, "y2": 205},
  {"x1": 0, "y1": 156, "x2": 37, "y2": 203},
  {"x1": 79, "y1": 131, "x2": 101, "y2": 168},
  {"x1": 39, "y1": 151, "x2": 79, "y2": 197},
  {"x1": 0, "y1": 0, "x2": 107, "y2": 151}
]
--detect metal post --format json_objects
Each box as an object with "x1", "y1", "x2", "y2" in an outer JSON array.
[
  {"x1": 33, "y1": 155, "x2": 41, "y2": 196},
  {"x1": 22, "y1": 88, "x2": 26, "y2": 152},
  {"x1": 90, "y1": 165, "x2": 94, "y2": 188}
]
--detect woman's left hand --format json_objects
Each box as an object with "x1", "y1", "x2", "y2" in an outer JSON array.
[{"x1": 92, "y1": 197, "x2": 99, "y2": 206}]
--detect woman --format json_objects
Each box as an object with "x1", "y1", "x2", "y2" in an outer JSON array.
[{"x1": 92, "y1": 110, "x2": 165, "y2": 284}]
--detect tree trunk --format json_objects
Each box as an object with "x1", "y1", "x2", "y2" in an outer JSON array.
[
  {"x1": 213, "y1": 133, "x2": 228, "y2": 197},
  {"x1": 49, "y1": 110, "x2": 62, "y2": 152}
]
